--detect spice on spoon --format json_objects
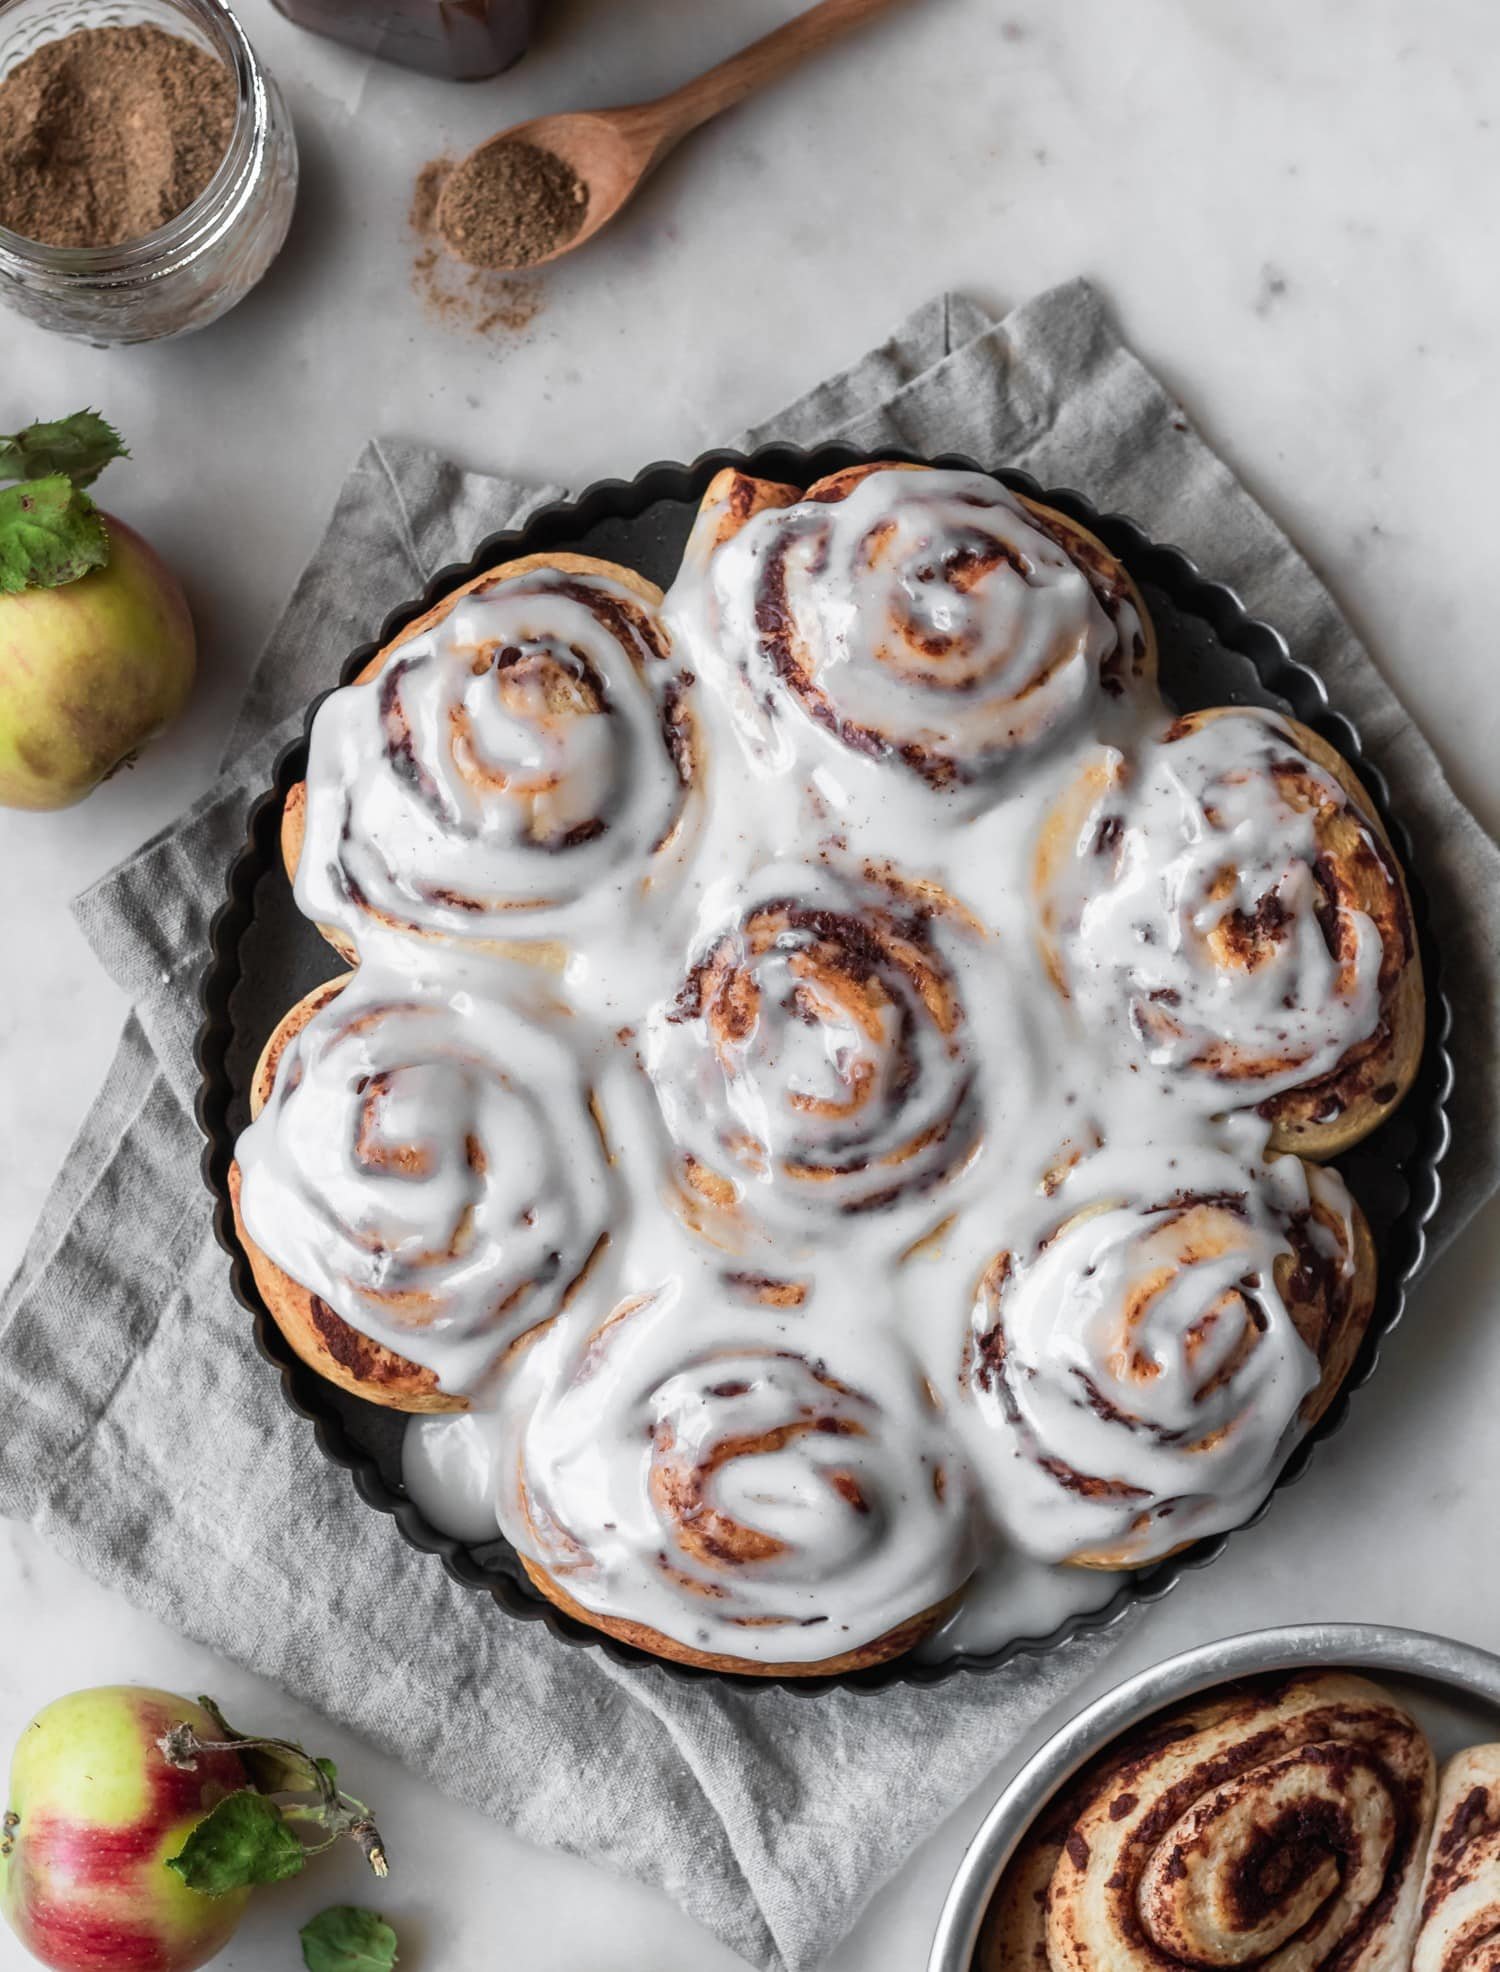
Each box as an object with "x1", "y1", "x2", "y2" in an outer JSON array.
[
  {"x1": 0, "y1": 25, "x2": 235, "y2": 249},
  {"x1": 409, "y1": 157, "x2": 544, "y2": 340},
  {"x1": 436, "y1": 138, "x2": 587, "y2": 270}
]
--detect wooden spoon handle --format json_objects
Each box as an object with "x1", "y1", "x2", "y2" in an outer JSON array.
[{"x1": 646, "y1": 0, "x2": 906, "y2": 148}]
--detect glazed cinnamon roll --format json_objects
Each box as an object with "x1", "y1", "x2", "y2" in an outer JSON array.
[
  {"x1": 962, "y1": 1141, "x2": 1376, "y2": 1568},
  {"x1": 647, "y1": 866, "x2": 982, "y2": 1235},
  {"x1": 1034, "y1": 706, "x2": 1423, "y2": 1157},
  {"x1": 666, "y1": 462, "x2": 1154, "y2": 797},
  {"x1": 283, "y1": 552, "x2": 697, "y2": 965},
  {"x1": 500, "y1": 1285, "x2": 972, "y2": 1674},
  {"x1": 1414, "y1": 1746, "x2": 1500, "y2": 1972},
  {"x1": 983, "y1": 1673, "x2": 1436, "y2": 1972},
  {"x1": 231, "y1": 970, "x2": 611, "y2": 1410}
]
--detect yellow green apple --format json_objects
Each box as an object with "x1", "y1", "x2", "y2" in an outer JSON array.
[
  {"x1": 0, "y1": 516, "x2": 196, "y2": 811},
  {"x1": 0, "y1": 1687, "x2": 249, "y2": 1972}
]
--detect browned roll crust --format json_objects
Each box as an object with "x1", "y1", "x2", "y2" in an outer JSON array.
[
  {"x1": 1240, "y1": 712, "x2": 1424, "y2": 1157},
  {"x1": 982, "y1": 1672, "x2": 1436, "y2": 1972},
  {"x1": 517, "y1": 1552, "x2": 957, "y2": 1678},
  {"x1": 1035, "y1": 706, "x2": 1423, "y2": 1160},
  {"x1": 281, "y1": 550, "x2": 674, "y2": 969},
  {"x1": 228, "y1": 977, "x2": 465, "y2": 1415},
  {"x1": 1413, "y1": 1745, "x2": 1500, "y2": 1972}
]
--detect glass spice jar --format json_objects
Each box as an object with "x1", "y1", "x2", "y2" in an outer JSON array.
[{"x1": 0, "y1": 0, "x2": 298, "y2": 345}]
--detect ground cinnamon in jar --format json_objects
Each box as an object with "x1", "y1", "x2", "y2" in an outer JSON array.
[{"x1": 0, "y1": 25, "x2": 236, "y2": 249}]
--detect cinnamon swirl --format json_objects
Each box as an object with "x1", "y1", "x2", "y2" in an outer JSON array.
[
  {"x1": 982, "y1": 1672, "x2": 1436, "y2": 1972},
  {"x1": 499, "y1": 1283, "x2": 972, "y2": 1674},
  {"x1": 1414, "y1": 1746, "x2": 1500, "y2": 1972},
  {"x1": 1034, "y1": 706, "x2": 1423, "y2": 1157},
  {"x1": 667, "y1": 462, "x2": 1154, "y2": 799},
  {"x1": 231, "y1": 969, "x2": 611, "y2": 1410},
  {"x1": 647, "y1": 865, "x2": 983, "y2": 1236},
  {"x1": 283, "y1": 552, "x2": 697, "y2": 966},
  {"x1": 962, "y1": 1141, "x2": 1376, "y2": 1568}
]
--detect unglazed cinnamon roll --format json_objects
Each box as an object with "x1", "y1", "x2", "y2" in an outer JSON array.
[
  {"x1": 982, "y1": 1672, "x2": 1436, "y2": 1972},
  {"x1": 962, "y1": 1141, "x2": 1376, "y2": 1568},
  {"x1": 283, "y1": 552, "x2": 697, "y2": 966},
  {"x1": 499, "y1": 1284, "x2": 972, "y2": 1674},
  {"x1": 230, "y1": 970, "x2": 611, "y2": 1410},
  {"x1": 647, "y1": 864, "x2": 983, "y2": 1236},
  {"x1": 1414, "y1": 1746, "x2": 1500, "y2": 1972},
  {"x1": 1034, "y1": 705, "x2": 1423, "y2": 1157},
  {"x1": 666, "y1": 462, "x2": 1154, "y2": 798}
]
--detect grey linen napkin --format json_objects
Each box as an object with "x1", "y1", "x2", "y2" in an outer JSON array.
[{"x1": 4, "y1": 280, "x2": 1497, "y2": 1972}]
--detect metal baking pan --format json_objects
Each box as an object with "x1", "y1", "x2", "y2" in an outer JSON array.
[
  {"x1": 194, "y1": 445, "x2": 1453, "y2": 1694},
  {"x1": 928, "y1": 1623, "x2": 1500, "y2": 1972}
]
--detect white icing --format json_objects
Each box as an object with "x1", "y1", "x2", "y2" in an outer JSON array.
[
  {"x1": 238, "y1": 468, "x2": 1387, "y2": 1667},
  {"x1": 235, "y1": 963, "x2": 611, "y2": 1393},
  {"x1": 1040, "y1": 709, "x2": 1385, "y2": 1101},
  {"x1": 294, "y1": 565, "x2": 695, "y2": 952},
  {"x1": 403, "y1": 1408, "x2": 504, "y2": 1543},
  {"x1": 917, "y1": 1549, "x2": 1125, "y2": 1661}
]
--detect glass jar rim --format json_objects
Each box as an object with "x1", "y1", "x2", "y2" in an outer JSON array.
[{"x1": 0, "y1": 0, "x2": 267, "y2": 274}]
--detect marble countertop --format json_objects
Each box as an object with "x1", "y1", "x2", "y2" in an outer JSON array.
[{"x1": 3, "y1": 0, "x2": 1498, "y2": 1965}]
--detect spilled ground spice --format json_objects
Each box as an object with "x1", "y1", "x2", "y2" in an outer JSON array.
[
  {"x1": 436, "y1": 138, "x2": 586, "y2": 270},
  {"x1": 0, "y1": 24, "x2": 236, "y2": 248},
  {"x1": 409, "y1": 157, "x2": 544, "y2": 340}
]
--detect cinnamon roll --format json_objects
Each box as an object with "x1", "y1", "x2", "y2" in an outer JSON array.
[
  {"x1": 283, "y1": 552, "x2": 697, "y2": 966},
  {"x1": 982, "y1": 1672, "x2": 1436, "y2": 1972},
  {"x1": 230, "y1": 970, "x2": 611, "y2": 1410},
  {"x1": 1034, "y1": 706, "x2": 1423, "y2": 1157},
  {"x1": 962, "y1": 1142, "x2": 1376, "y2": 1568},
  {"x1": 647, "y1": 865, "x2": 982, "y2": 1235},
  {"x1": 666, "y1": 462, "x2": 1154, "y2": 797},
  {"x1": 500, "y1": 1284, "x2": 972, "y2": 1674},
  {"x1": 1413, "y1": 1746, "x2": 1500, "y2": 1972}
]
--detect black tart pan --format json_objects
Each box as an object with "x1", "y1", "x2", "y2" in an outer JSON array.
[{"x1": 195, "y1": 446, "x2": 1453, "y2": 1694}]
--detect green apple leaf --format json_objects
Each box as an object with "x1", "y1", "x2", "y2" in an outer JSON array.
[
  {"x1": 300, "y1": 1906, "x2": 399, "y2": 1972},
  {"x1": 165, "y1": 1790, "x2": 307, "y2": 1894},
  {"x1": 0, "y1": 477, "x2": 109, "y2": 594},
  {"x1": 0, "y1": 410, "x2": 128, "y2": 488}
]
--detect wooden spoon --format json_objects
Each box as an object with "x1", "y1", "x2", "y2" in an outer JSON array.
[{"x1": 436, "y1": 0, "x2": 907, "y2": 273}]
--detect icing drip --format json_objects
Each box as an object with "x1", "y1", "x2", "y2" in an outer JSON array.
[
  {"x1": 294, "y1": 566, "x2": 695, "y2": 951},
  {"x1": 236, "y1": 966, "x2": 611, "y2": 1393},
  {"x1": 1038, "y1": 708, "x2": 1385, "y2": 1102}
]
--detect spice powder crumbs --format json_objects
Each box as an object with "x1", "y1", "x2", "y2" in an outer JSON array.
[
  {"x1": 436, "y1": 138, "x2": 588, "y2": 270},
  {"x1": 0, "y1": 24, "x2": 236, "y2": 248},
  {"x1": 409, "y1": 157, "x2": 545, "y2": 340}
]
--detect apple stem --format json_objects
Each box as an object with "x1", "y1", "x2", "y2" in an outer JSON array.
[{"x1": 156, "y1": 1721, "x2": 389, "y2": 1878}]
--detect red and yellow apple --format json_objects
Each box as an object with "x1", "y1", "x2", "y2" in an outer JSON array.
[
  {"x1": 0, "y1": 1687, "x2": 249, "y2": 1972},
  {"x1": 0, "y1": 517, "x2": 196, "y2": 811}
]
